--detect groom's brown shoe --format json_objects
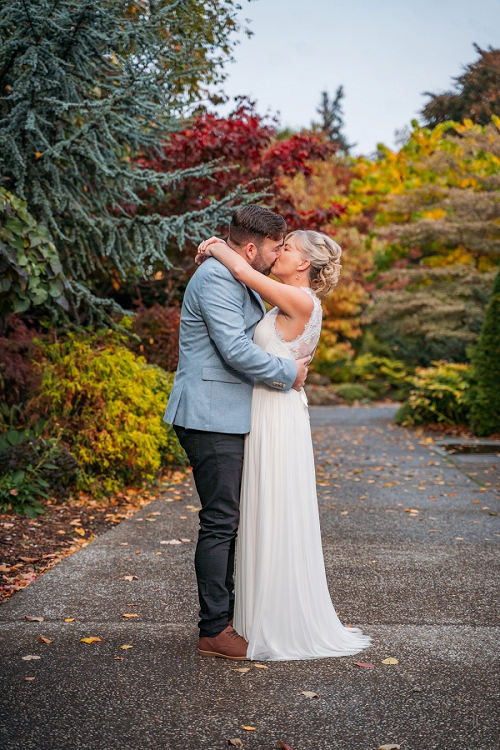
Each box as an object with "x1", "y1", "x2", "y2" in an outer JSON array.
[{"x1": 198, "y1": 626, "x2": 248, "y2": 660}]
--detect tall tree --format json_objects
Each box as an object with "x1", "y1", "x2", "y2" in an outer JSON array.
[
  {"x1": 470, "y1": 266, "x2": 500, "y2": 436},
  {"x1": 0, "y1": 0, "x2": 251, "y2": 323},
  {"x1": 421, "y1": 45, "x2": 500, "y2": 127},
  {"x1": 314, "y1": 87, "x2": 354, "y2": 154}
]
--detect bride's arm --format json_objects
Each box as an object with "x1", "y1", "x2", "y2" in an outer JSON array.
[{"x1": 196, "y1": 241, "x2": 313, "y2": 319}]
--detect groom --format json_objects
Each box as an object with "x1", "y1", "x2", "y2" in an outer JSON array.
[{"x1": 164, "y1": 205, "x2": 310, "y2": 660}]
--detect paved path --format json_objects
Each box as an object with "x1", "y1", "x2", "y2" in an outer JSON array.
[{"x1": 1, "y1": 406, "x2": 499, "y2": 750}]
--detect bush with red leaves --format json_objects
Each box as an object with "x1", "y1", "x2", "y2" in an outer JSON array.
[
  {"x1": 137, "y1": 100, "x2": 340, "y2": 231},
  {"x1": 127, "y1": 305, "x2": 181, "y2": 372},
  {"x1": 0, "y1": 315, "x2": 42, "y2": 408}
]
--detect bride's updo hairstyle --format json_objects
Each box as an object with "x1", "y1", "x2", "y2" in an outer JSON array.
[{"x1": 287, "y1": 230, "x2": 342, "y2": 298}]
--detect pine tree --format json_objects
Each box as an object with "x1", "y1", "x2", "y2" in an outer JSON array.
[
  {"x1": 314, "y1": 87, "x2": 354, "y2": 154},
  {"x1": 421, "y1": 44, "x2": 500, "y2": 127},
  {"x1": 0, "y1": 0, "x2": 254, "y2": 323},
  {"x1": 470, "y1": 266, "x2": 500, "y2": 436}
]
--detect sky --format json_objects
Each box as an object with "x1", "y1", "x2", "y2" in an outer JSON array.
[{"x1": 217, "y1": 0, "x2": 500, "y2": 155}]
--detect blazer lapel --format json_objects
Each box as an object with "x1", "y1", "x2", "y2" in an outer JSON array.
[{"x1": 245, "y1": 285, "x2": 266, "y2": 316}]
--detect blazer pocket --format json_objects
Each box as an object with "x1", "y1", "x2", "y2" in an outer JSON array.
[{"x1": 202, "y1": 366, "x2": 243, "y2": 384}]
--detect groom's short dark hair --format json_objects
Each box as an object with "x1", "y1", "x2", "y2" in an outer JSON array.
[{"x1": 229, "y1": 206, "x2": 286, "y2": 248}]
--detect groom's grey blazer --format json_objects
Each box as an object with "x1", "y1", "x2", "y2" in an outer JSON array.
[{"x1": 163, "y1": 257, "x2": 297, "y2": 434}]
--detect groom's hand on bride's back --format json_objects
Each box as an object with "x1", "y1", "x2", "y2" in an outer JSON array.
[{"x1": 293, "y1": 356, "x2": 311, "y2": 391}]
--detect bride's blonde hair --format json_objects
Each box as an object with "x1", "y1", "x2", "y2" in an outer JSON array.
[{"x1": 286, "y1": 230, "x2": 342, "y2": 298}]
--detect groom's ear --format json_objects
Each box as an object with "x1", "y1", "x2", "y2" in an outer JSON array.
[{"x1": 243, "y1": 242, "x2": 258, "y2": 263}]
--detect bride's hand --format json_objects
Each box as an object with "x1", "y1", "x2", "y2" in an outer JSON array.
[{"x1": 195, "y1": 236, "x2": 228, "y2": 265}]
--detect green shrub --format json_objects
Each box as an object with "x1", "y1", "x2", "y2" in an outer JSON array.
[
  {"x1": 314, "y1": 350, "x2": 410, "y2": 401},
  {"x1": 395, "y1": 361, "x2": 474, "y2": 426},
  {"x1": 0, "y1": 434, "x2": 68, "y2": 516},
  {"x1": 28, "y1": 332, "x2": 186, "y2": 493},
  {"x1": 0, "y1": 437, "x2": 79, "y2": 500},
  {"x1": 0, "y1": 470, "x2": 48, "y2": 517},
  {"x1": 0, "y1": 188, "x2": 69, "y2": 317},
  {"x1": 469, "y1": 267, "x2": 500, "y2": 436},
  {"x1": 334, "y1": 383, "x2": 375, "y2": 404},
  {"x1": 351, "y1": 353, "x2": 409, "y2": 398}
]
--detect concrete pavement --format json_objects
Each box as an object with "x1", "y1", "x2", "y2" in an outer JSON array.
[{"x1": 0, "y1": 405, "x2": 499, "y2": 749}]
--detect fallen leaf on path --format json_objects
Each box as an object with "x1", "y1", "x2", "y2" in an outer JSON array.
[
  {"x1": 120, "y1": 644, "x2": 133, "y2": 650},
  {"x1": 381, "y1": 657, "x2": 398, "y2": 665},
  {"x1": 119, "y1": 543, "x2": 128, "y2": 546},
  {"x1": 19, "y1": 557, "x2": 39, "y2": 563},
  {"x1": 340, "y1": 511, "x2": 348, "y2": 515},
  {"x1": 180, "y1": 538, "x2": 192, "y2": 543},
  {"x1": 80, "y1": 637, "x2": 101, "y2": 644},
  {"x1": 232, "y1": 667, "x2": 250, "y2": 673},
  {"x1": 378, "y1": 745, "x2": 401, "y2": 750},
  {"x1": 25, "y1": 677, "x2": 35, "y2": 681},
  {"x1": 241, "y1": 726, "x2": 256, "y2": 731},
  {"x1": 489, "y1": 512, "x2": 499, "y2": 516},
  {"x1": 354, "y1": 662, "x2": 374, "y2": 668},
  {"x1": 0, "y1": 563, "x2": 10, "y2": 572},
  {"x1": 160, "y1": 539, "x2": 182, "y2": 545},
  {"x1": 1, "y1": 522, "x2": 14, "y2": 529},
  {"x1": 64, "y1": 618, "x2": 75, "y2": 622},
  {"x1": 455, "y1": 537, "x2": 464, "y2": 540},
  {"x1": 22, "y1": 655, "x2": 41, "y2": 660},
  {"x1": 123, "y1": 576, "x2": 138, "y2": 581},
  {"x1": 253, "y1": 664, "x2": 269, "y2": 669},
  {"x1": 38, "y1": 637, "x2": 52, "y2": 644},
  {"x1": 25, "y1": 615, "x2": 44, "y2": 622},
  {"x1": 227, "y1": 740, "x2": 243, "y2": 747},
  {"x1": 74, "y1": 528, "x2": 85, "y2": 536},
  {"x1": 122, "y1": 613, "x2": 138, "y2": 618},
  {"x1": 278, "y1": 742, "x2": 293, "y2": 750},
  {"x1": 115, "y1": 656, "x2": 124, "y2": 660},
  {"x1": 301, "y1": 691, "x2": 319, "y2": 698},
  {"x1": 135, "y1": 551, "x2": 141, "y2": 555}
]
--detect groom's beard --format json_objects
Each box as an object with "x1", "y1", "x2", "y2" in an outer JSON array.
[{"x1": 250, "y1": 252, "x2": 273, "y2": 276}]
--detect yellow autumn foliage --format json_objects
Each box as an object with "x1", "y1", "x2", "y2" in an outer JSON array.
[{"x1": 29, "y1": 332, "x2": 185, "y2": 492}]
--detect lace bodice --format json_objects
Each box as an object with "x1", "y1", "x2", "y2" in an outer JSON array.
[{"x1": 269, "y1": 287, "x2": 322, "y2": 360}]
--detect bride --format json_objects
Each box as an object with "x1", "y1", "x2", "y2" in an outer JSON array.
[{"x1": 196, "y1": 229, "x2": 371, "y2": 661}]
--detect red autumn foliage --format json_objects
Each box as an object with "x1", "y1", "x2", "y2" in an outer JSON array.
[
  {"x1": 137, "y1": 100, "x2": 341, "y2": 230},
  {"x1": 0, "y1": 315, "x2": 41, "y2": 406}
]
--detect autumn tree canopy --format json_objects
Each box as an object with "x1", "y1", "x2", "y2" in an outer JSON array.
[{"x1": 421, "y1": 45, "x2": 500, "y2": 127}]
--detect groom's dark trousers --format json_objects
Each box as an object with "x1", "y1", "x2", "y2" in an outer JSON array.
[{"x1": 174, "y1": 425, "x2": 245, "y2": 638}]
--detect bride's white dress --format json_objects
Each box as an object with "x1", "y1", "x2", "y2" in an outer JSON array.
[{"x1": 233, "y1": 287, "x2": 371, "y2": 661}]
